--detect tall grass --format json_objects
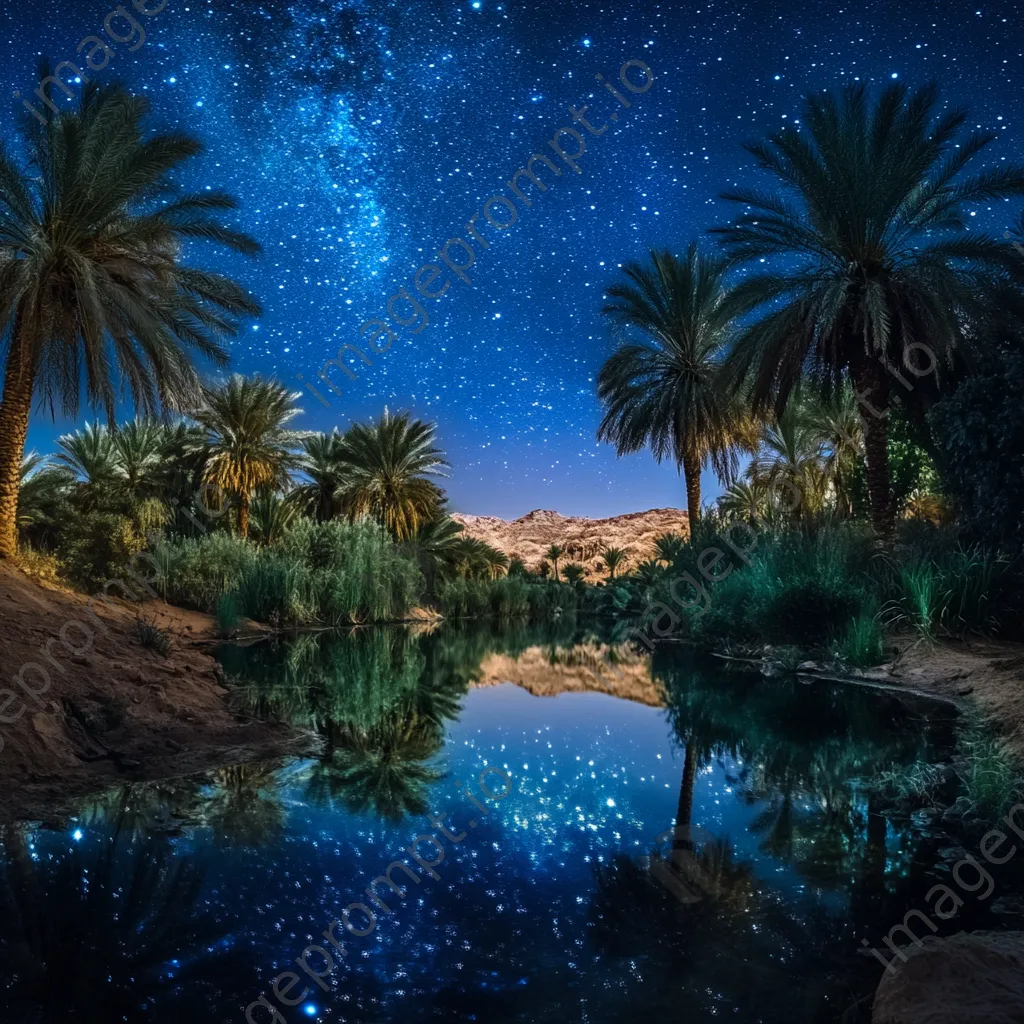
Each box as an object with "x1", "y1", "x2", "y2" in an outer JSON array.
[
  {"x1": 892, "y1": 545, "x2": 1015, "y2": 638},
  {"x1": 156, "y1": 519, "x2": 422, "y2": 626},
  {"x1": 835, "y1": 602, "x2": 886, "y2": 667},
  {"x1": 956, "y1": 723, "x2": 1022, "y2": 819},
  {"x1": 437, "y1": 577, "x2": 578, "y2": 621},
  {"x1": 692, "y1": 525, "x2": 876, "y2": 646}
]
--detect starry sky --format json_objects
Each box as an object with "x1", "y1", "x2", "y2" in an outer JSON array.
[{"x1": 4, "y1": 0, "x2": 1023, "y2": 517}]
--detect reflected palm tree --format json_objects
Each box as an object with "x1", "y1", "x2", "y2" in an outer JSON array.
[
  {"x1": 204, "y1": 763, "x2": 288, "y2": 845},
  {"x1": 0, "y1": 819, "x2": 240, "y2": 1022},
  {"x1": 308, "y1": 713, "x2": 446, "y2": 820}
]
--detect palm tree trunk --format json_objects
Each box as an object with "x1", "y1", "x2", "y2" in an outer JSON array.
[
  {"x1": 0, "y1": 323, "x2": 37, "y2": 560},
  {"x1": 671, "y1": 740, "x2": 698, "y2": 867},
  {"x1": 682, "y1": 454, "x2": 701, "y2": 529},
  {"x1": 238, "y1": 492, "x2": 251, "y2": 539},
  {"x1": 850, "y1": 357, "x2": 893, "y2": 539}
]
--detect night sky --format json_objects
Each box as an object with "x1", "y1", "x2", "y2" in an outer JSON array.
[{"x1": 4, "y1": 0, "x2": 1022, "y2": 517}]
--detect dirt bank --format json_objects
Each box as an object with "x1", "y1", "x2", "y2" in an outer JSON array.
[
  {"x1": 878, "y1": 637, "x2": 1024, "y2": 758},
  {"x1": 0, "y1": 565, "x2": 312, "y2": 821}
]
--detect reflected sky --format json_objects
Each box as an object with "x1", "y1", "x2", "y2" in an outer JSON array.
[{"x1": 2, "y1": 625, "x2": 1019, "y2": 1023}]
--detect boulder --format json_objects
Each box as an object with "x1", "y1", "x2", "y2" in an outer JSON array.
[{"x1": 873, "y1": 931, "x2": 1024, "y2": 1023}]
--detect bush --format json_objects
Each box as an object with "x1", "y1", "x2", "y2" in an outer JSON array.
[
  {"x1": 693, "y1": 527, "x2": 875, "y2": 646},
  {"x1": 436, "y1": 576, "x2": 578, "y2": 621},
  {"x1": 132, "y1": 614, "x2": 173, "y2": 656},
  {"x1": 155, "y1": 532, "x2": 256, "y2": 612},
  {"x1": 57, "y1": 499, "x2": 168, "y2": 590},
  {"x1": 930, "y1": 343, "x2": 1024, "y2": 551}
]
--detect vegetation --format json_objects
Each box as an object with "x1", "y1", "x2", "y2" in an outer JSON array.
[
  {"x1": 0, "y1": 81, "x2": 260, "y2": 560},
  {"x1": 597, "y1": 245, "x2": 756, "y2": 523},
  {"x1": 5, "y1": 78, "x2": 1024, "y2": 673},
  {"x1": 711, "y1": 83, "x2": 1024, "y2": 539}
]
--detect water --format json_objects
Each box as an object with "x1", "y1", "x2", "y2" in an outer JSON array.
[{"x1": 2, "y1": 623, "x2": 1021, "y2": 1023}]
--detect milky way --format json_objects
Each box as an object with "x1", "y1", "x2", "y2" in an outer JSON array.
[{"x1": 4, "y1": 0, "x2": 1022, "y2": 516}]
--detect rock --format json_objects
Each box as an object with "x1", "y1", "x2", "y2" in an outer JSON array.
[
  {"x1": 957, "y1": 685, "x2": 975, "y2": 696},
  {"x1": 797, "y1": 660, "x2": 820, "y2": 672},
  {"x1": 872, "y1": 931, "x2": 1024, "y2": 1024},
  {"x1": 451, "y1": 507, "x2": 689, "y2": 578}
]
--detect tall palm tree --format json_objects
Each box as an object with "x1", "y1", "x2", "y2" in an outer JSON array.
[
  {"x1": 196, "y1": 375, "x2": 305, "y2": 538},
  {"x1": 0, "y1": 80, "x2": 261, "y2": 560},
  {"x1": 713, "y1": 82, "x2": 1024, "y2": 537},
  {"x1": 292, "y1": 430, "x2": 349, "y2": 521},
  {"x1": 600, "y1": 546, "x2": 627, "y2": 580},
  {"x1": 337, "y1": 410, "x2": 449, "y2": 541},
  {"x1": 545, "y1": 544, "x2": 565, "y2": 582},
  {"x1": 597, "y1": 245, "x2": 756, "y2": 524}
]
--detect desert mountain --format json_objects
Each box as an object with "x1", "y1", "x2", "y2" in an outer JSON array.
[{"x1": 451, "y1": 507, "x2": 689, "y2": 579}]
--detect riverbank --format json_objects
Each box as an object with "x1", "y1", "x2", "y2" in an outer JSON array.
[{"x1": 0, "y1": 565, "x2": 313, "y2": 820}]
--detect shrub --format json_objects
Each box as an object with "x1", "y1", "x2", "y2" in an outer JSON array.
[
  {"x1": 155, "y1": 533, "x2": 256, "y2": 612},
  {"x1": 57, "y1": 498, "x2": 168, "y2": 590},
  {"x1": 693, "y1": 527, "x2": 874, "y2": 646},
  {"x1": 132, "y1": 614, "x2": 173, "y2": 656},
  {"x1": 930, "y1": 343, "x2": 1024, "y2": 551}
]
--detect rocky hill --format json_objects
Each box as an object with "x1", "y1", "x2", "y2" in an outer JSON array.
[{"x1": 451, "y1": 507, "x2": 689, "y2": 579}]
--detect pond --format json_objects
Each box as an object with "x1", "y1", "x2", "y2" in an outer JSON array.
[{"x1": 2, "y1": 623, "x2": 1021, "y2": 1023}]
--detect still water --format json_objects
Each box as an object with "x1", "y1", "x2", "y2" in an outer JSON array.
[{"x1": 2, "y1": 623, "x2": 1020, "y2": 1022}]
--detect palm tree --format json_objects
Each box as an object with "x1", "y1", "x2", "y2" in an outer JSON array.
[
  {"x1": 654, "y1": 532, "x2": 687, "y2": 564},
  {"x1": 808, "y1": 386, "x2": 864, "y2": 519},
  {"x1": 717, "y1": 480, "x2": 766, "y2": 523},
  {"x1": 600, "y1": 546, "x2": 627, "y2": 580},
  {"x1": 196, "y1": 375, "x2": 305, "y2": 538},
  {"x1": 17, "y1": 453, "x2": 72, "y2": 547},
  {"x1": 110, "y1": 420, "x2": 167, "y2": 500},
  {"x1": 248, "y1": 491, "x2": 299, "y2": 546},
  {"x1": 748, "y1": 405, "x2": 828, "y2": 522},
  {"x1": 597, "y1": 245, "x2": 756, "y2": 524},
  {"x1": 55, "y1": 423, "x2": 119, "y2": 507},
  {"x1": 562, "y1": 563, "x2": 586, "y2": 586},
  {"x1": 0, "y1": 80, "x2": 261, "y2": 560},
  {"x1": 545, "y1": 544, "x2": 565, "y2": 582},
  {"x1": 337, "y1": 410, "x2": 449, "y2": 541},
  {"x1": 714, "y1": 82, "x2": 1024, "y2": 538},
  {"x1": 292, "y1": 430, "x2": 349, "y2": 521}
]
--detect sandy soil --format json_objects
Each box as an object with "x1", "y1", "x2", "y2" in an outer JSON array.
[
  {"x1": 0, "y1": 564, "x2": 313, "y2": 821},
  {"x1": 886, "y1": 636, "x2": 1024, "y2": 757}
]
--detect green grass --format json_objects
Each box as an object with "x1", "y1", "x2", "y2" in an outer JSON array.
[
  {"x1": 956, "y1": 724, "x2": 1023, "y2": 820},
  {"x1": 835, "y1": 603, "x2": 887, "y2": 667},
  {"x1": 156, "y1": 518, "x2": 422, "y2": 627}
]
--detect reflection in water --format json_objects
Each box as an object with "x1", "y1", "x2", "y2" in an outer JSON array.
[{"x1": 2, "y1": 624, "x2": 1019, "y2": 1023}]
